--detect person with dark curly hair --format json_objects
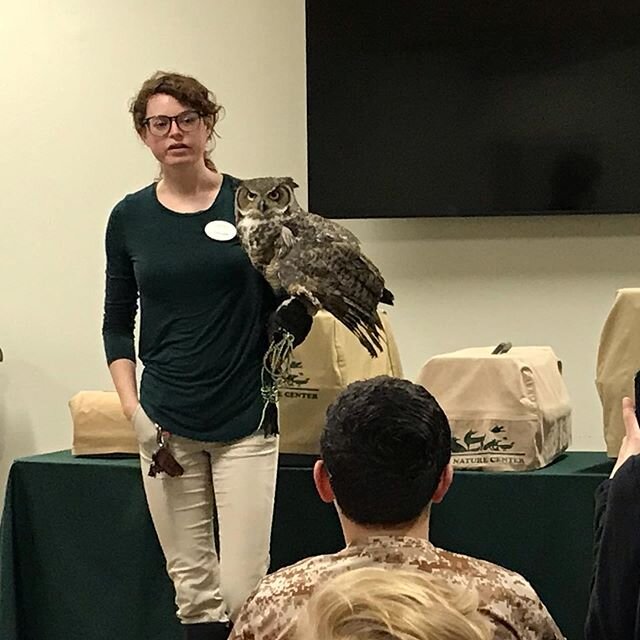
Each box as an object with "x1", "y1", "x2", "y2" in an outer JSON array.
[{"x1": 231, "y1": 376, "x2": 563, "y2": 640}]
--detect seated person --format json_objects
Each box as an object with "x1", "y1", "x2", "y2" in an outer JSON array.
[
  {"x1": 585, "y1": 396, "x2": 640, "y2": 640},
  {"x1": 230, "y1": 376, "x2": 563, "y2": 640},
  {"x1": 296, "y1": 565, "x2": 492, "y2": 640}
]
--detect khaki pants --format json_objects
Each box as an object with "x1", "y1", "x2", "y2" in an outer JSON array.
[{"x1": 132, "y1": 404, "x2": 279, "y2": 623}]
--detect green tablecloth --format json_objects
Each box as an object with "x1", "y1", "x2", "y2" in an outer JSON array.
[{"x1": 0, "y1": 450, "x2": 610, "y2": 640}]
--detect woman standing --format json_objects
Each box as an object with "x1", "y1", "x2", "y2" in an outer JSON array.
[{"x1": 102, "y1": 71, "x2": 310, "y2": 640}]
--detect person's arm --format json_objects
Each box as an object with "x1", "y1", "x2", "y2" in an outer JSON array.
[
  {"x1": 229, "y1": 578, "x2": 298, "y2": 640},
  {"x1": 102, "y1": 205, "x2": 139, "y2": 419},
  {"x1": 585, "y1": 397, "x2": 640, "y2": 640},
  {"x1": 501, "y1": 581, "x2": 566, "y2": 640},
  {"x1": 228, "y1": 593, "x2": 258, "y2": 640},
  {"x1": 108, "y1": 359, "x2": 138, "y2": 420}
]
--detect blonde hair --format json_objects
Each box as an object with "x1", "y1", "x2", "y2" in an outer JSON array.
[{"x1": 296, "y1": 567, "x2": 492, "y2": 640}]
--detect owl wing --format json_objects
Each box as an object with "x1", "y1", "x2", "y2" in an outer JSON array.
[
  {"x1": 274, "y1": 223, "x2": 386, "y2": 356},
  {"x1": 308, "y1": 212, "x2": 361, "y2": 247}
]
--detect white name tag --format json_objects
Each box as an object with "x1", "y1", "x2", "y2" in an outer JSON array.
[{"x1": 204, "y1": 220, "x2": 237, "y2": 242}]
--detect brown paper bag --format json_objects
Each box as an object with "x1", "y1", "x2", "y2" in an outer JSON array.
[
  {"x1": 70, "y1": 391, "x2": 138, "y2": 455},
  {"x1": 596, "y1": 288, "x2": 640, "y2": 456},
  {"x1": 278, "y1": 310, "x2": 403, "y2": 454},
  {"x1": 416, "y1": 346, "x2": 572, "y2": 471}
]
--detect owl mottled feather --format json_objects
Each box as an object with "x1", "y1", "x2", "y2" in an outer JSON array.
[{"x1": 235, "y1": 177, "x2": 394, "y2": 356}]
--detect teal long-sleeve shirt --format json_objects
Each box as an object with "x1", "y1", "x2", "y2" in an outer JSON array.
[{"x1": 102, "y1": 174, "x2": 275, "y2": 442}]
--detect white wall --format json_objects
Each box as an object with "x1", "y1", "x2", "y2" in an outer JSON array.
[
  {"x1": 0, "y1": 0, "x2": 307, "y2": 491},
  {"x1": 0, "y1": 1, "x2": 635, "y2": 498},
  {"x1": 343, "y1": 214, "x2": 640, "y2": 452}
]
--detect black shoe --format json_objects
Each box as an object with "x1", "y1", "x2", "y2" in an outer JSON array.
[{"x1": 183, "y1": 621, "x2": 231, "y2": 640}]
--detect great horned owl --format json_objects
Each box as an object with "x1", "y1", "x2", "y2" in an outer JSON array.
[{"x1": 235, "y1": 176, "x2": 394, "y2": 357}]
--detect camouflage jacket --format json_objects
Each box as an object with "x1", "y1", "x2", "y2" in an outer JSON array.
[{"x1": 230, "y1": 536, "x2": 564, "y2": 640}]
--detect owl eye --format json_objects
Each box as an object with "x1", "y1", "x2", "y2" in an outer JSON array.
[
  {"x1": 268, "y1": 188, "x2": 281, "y2": 200},
  {"x1": 246, "y1": 191, "x2": 257, "y2": 201}
]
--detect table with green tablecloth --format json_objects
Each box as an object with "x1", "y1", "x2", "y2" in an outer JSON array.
[{"x1": 0, "y1": 450, "x2": 610, "y2": 640}]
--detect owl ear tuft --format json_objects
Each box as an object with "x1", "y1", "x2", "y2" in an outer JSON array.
[{"x1": 284, "y1": 177, "x2": 299, "y2": 189}]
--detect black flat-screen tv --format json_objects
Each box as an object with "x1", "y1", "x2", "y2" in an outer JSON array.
[{"x1": 306, "y1": 0, "x2": 640, "y2": 218}]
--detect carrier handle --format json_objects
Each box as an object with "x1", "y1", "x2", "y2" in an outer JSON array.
[{"x1": 491, "y1": 342, "x2": 512, "y2": 355}]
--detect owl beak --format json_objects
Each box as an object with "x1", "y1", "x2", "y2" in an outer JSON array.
[{"x1": 258, "y1": 199, "x2": 268, "y2": 213}]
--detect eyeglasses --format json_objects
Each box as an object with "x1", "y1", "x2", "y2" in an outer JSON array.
[{"x1": 143, "y1": 110, "x2": 202, "y2": 137}]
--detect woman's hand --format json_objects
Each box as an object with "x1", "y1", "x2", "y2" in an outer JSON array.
[{"x1": 108, "y1": 358, "x2": 139, "y2": 421}]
